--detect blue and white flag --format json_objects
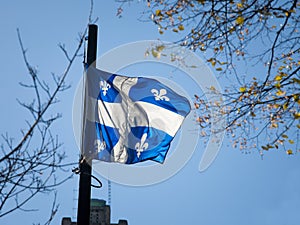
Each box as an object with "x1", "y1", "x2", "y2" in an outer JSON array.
[{"x1": 81, "y1": 66, "x2": 191, "y2": 164}]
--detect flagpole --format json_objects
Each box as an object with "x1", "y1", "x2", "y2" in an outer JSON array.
[{"x1": 77, "y1": 24, "x2": 98, "y2": 225}]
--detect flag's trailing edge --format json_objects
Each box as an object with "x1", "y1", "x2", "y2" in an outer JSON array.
[{"x1": 81, "y1": 66, "x2": 191, "y2": 164}]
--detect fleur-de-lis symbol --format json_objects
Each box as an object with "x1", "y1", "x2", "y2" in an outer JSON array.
[
  {"x1": 100, "y1": 80, "x2": 111, "y2": 96},
  {"x1": 94, "y1": 139, "x2": 106, "y2": 153},
  {"x1": 151, "y1": 88, "x2": 170, "y2": 101},
  {"x1": 135, "y1": 133, "x2": 149, "y2": 158}
]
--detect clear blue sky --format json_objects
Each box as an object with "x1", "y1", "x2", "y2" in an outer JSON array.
[{"x1": 1, "y1": 1, "x2": 300, "y2": 225}]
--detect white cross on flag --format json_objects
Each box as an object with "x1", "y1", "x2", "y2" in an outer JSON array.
[{"x1": 81, "y1": 66, "x2": 191, "y2": 164}]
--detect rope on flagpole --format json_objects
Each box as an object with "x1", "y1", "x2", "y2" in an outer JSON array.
[{"x1": 72, "y1": 167, "x2": 102, "y2": 189}]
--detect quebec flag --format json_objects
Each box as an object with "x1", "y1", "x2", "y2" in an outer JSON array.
[{"x1": 81, "y1": 66, "x2": 191, "y2": 164}]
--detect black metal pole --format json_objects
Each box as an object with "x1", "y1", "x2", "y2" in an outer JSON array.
[{"x1": 77, "y1": 24, "x2": 98, "y2": 225}]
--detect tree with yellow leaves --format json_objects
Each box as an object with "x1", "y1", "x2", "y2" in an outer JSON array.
[{"x1": 117, "y1": 0, "x2": 299, "y2": 156}]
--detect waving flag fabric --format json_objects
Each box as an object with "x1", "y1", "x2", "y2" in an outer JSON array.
[{"x1": 81, "y1": 66, "x2": 191, "y2": 164}]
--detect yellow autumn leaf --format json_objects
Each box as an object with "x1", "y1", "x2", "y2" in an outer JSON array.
[
  {"x1": 274, "y1": 82, "x2": 281, "y2": 89},
  {"x1": 275, "y1": 75, "x2": 282, "y2": 81},
  {"x1": 156, "y1": 45, "x2": 165, "y2": 52},
  {"x1": 172, "y1": 28, "x2": 178, "y2": 33},
  {"x1": 165, "y1": 11, "x2": 172, "y2": 17},
  {"x1": 197, "y1": 0, "x2": 205, "y2": 4},
  {"x1": 239, "y1": 87, "x2": 246, "y2": 92},
  {"x1": 280, "y1": 72, "x2": 287, "y2": 77},
  {"x1": 178, "y1": 24, "x2": 184, "y2": 31},
  {"x1": 278, "y1": 139, "x2": 284, "y2": 145},
  {"x1": 229, "y1": 26, "x2": 236, "y2": 33},
  {"x1": 297, "y1": 124, "x2": 300, "y2": 129},
  {"x1": 155, "y1": 9, "x2": 162, "y2": 16},
  {"x1": 151, "y1": 49, "x2": 160, "y2": 58},
  {"x1": 282, "y1": 134, "x2": 288, "y2": 139},
  {"x1": 289, "y1": 140, "x2": 295, "y2": 144},
  {"x1": 294, "y1": 112, "x2": 300, "y2": 119},
  {"x1": 289, "y1": 9, "x2": 296, "y2": 13},
  {"x1": 293, "y1": 94, "x2": 299, "y2": 101},
  {"x1": 292, "y1": 78, "x2": 300, "y2": 84},
  {"x1": 216, "y1": 67, "x2": 223, "y2": 71},
  {"x1": 276, "y1": 90, "x2": 286, "y2": 96},
  {"x1": 286, "y1": 149, "x2": 293, "y2": 155},
  {"x1": 237, "y1": 3, "x2": 243, "y2": 8},
  {"x1": 283, "y1": 102, "x2": 289, "y2": 110},
  {"x1": 196, "y1": 117, "x2": 203, "y2": 123},
  {"x1": 236, "y1": 16, "x2": 245, "y2": 25},
  {"x1": 210, "y1": 86, "x2": 216, "y2": 91}
]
